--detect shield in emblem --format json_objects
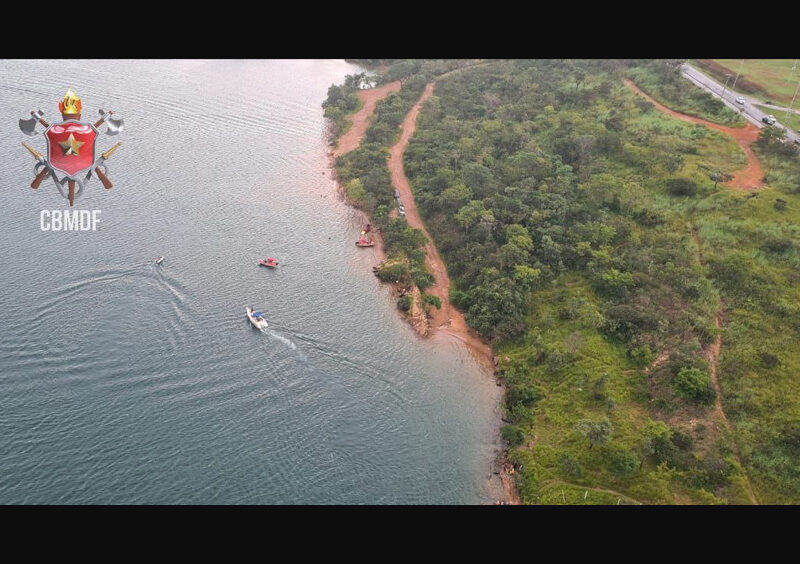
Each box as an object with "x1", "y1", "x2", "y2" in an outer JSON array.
[{"x1": 45, "y1": 121, "x2": 98, "y2": 178}]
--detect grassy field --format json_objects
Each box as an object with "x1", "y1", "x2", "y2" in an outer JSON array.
[
  {"x1": 755, "y1": 105, "x2": 800, "y2": 132},
  {"x1": 703, "y1": 59, "x2": 800, "y2": 106},
  {"x1": 502, "y1": 103, "x2": 758, "y2": 504}
]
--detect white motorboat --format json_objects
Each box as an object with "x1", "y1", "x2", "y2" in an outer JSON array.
[{"x1": 246, "y1": 307, "x2": 268, "y2": 329}]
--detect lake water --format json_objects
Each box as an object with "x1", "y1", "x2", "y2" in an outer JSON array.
[{"x1": 0, "y1": 59, "x2": 503, "y2": 504}]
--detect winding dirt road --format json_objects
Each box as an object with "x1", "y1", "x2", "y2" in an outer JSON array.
[
  {"x1": 624, "y1": 79, "x2": 763, "y2": 190},
  {"x1": 328, "y1": 74, "x2": 491, "y2": 366},
  {"x1": 387, "y1": 81, "x2": 494, "y2": 366},
  {"x1": 329, "y1": 67, "x2": 514, "y2": 504}
]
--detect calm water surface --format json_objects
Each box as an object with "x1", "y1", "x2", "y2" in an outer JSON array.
[{"x1": 0, "y1": 59, "x2": 503, "y2": 504}]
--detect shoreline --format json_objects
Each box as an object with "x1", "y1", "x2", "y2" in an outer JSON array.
[
  {"x1": 326, "y1": 73, "x2": 519, "y2": 505},
  {"x1": 386, "y1": 81, "x2": 496, "y2": 367}
]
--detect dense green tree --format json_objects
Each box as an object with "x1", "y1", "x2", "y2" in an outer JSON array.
[
  {"x1": 575, "y1": 418, "x2": 614, "y2": 449},
  {"x1": 642, "y1": 420, "x2": 676, "y2": 464}
]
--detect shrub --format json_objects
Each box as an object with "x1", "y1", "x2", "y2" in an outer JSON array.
[
  {"x1": 642, "y1": 420, "x2": 677, "y2": 464},
  {"x1": 628, "y1": 344, "x2": 654, "y2": 367},
  {"x1": 344, "y1": 178, "x2": 367, "y2": 206},
  {"x1": 760, "y1": 352, "x2": 780, "y2": 369},
  {"x1": 666, "y1": 178, "x2": 698, "y2": 197},
  {"x1": 606, "y1": 446, "x2": 639, "y2": 478},
  {"x1": 377, "y1": 261, "x2": 408, "y2": 283},
  {"x1": 595, "y1": 268, "x2": 635, "y2": 299},
  {"x1": 422, "y1": 293, "x2": 442, "y2": 310},
  {"x1": 558, "y1": 452, "x2": 584, "y2": 480},
  {"x1": 411, "y1": 267, "x2": 435, "y2": 290},
  {"x1": 592, "y1": 373, "x2": 609, "y2": 401},
  {"x1": 762, "y1": 236, "x2": 794, "y2": 254},
  {"x1": 507, "y1": 383, "x2": 544, "y2": 408},
  {"x1": 603, "y1": 304, "x2": 662, "y2": 342},
  {"x1": 666, "y1": 343, "x2": 708, "y2": 375},
  {"x1": 501, "y1": 424, "x2": 525, "y2": 447},
  {"x1": 397, "y1": 294, "x2": 412, "y2": 311},
  {"x1": 673, "y1": 367, "x2": 714, "y2": 403}
]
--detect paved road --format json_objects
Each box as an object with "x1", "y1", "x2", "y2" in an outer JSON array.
[{"x1": 682, "y1": 63, "x2": 800, "y2": 146}]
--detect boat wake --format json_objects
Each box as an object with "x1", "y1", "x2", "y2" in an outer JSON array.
[{"x1": 267, "y1": 329, "x2": 297, "y2": 350}]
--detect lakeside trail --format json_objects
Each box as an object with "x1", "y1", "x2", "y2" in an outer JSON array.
[
  {"x1": 692, "y1": 228, "x2": 759, "y2": 505},
  {"x1": 329, "y1": 81, "x2": 402, "y2": 264},
  {"x1": 623, "y1": 79, "x2": 764, "y2": 190},
  {"x1": 329, "y1": 65, "x2": 517, "y2": 504},
  {"x1": 387, "y1": 81, "x2": 495, "y2": 367},
  {"x1": 386, "y1": 77, "x2": 518, "y2": 505},
  {"x1": 332, "y1": 81, "x2": 402, "y2": 159}
]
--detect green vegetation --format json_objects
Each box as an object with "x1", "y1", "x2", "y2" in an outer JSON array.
[
  {"x1": 325, "y1": 61, "x2": 489, "y2": 303},
  {"x1": 699, "y1": 59, "x2": 800, "y2": 106},
  {"x1": 322, "y1": 73, "x2": 365, "y2": 139},
  {"x1": 399, "y1": 59, "x2": 800, "y2": 504},
  {"x1": 673, "y1": 367, "x2": 713, "y2": 403},
  {"x1": 628, "y1": 60, "x2": 745, "y2": 127},
  {"x1": 325, "y1": 59, "x2": 800, "y2": 504}
]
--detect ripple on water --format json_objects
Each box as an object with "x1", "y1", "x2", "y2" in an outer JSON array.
[{"x1": 0, "y1": 60, "x2": 502, "y2": 504}]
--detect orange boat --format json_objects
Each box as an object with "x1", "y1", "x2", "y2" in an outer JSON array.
[
  {"x1": 259, "y1": 258, "x2": 279, "y2": 268},
  {"x1": 355, "y1": 237, "x2": 375, "y2": 247}
]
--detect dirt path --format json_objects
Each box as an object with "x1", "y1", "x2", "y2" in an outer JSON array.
[
  {"x1": 384, "y1": 68, "x2": 515, "y2": 505},
  {"x1": 624, "y1": 79, "x2": 764, "y2": 190},
  {"x1": 386, "y1": 81, "x2": 494, "y2": 367},
  {"x1": 692, "y1": 228, "x2": 759, "y2": 505},
  {"x1": 546, "y1": 481, "x2": 643, "y2": 505},
  {"x1": 332, "y1": 80, "x2": 402, "y2": 159},
  {"x1": 328, "y1": 62, "x2": 514, "y2": 504}
]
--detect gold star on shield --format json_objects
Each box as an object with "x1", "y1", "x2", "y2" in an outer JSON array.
[{"x1": 58, "y1": 133, "x2": 85, "y2": 157}]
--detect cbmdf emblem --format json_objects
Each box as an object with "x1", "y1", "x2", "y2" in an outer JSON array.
[{"x1": 19, "y1": 88, "x2": 124, "y2": 206}]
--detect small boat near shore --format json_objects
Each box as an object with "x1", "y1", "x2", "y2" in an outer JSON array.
[
  {"x1": 246, "y1": 307, "x2": 268, "y2": 329},
  {"x1": 259, "y1": 258, "x2": 279, "y2": 268},
  {"x1": 356, "y1": 237, "x2": 375, "y2": 247}
]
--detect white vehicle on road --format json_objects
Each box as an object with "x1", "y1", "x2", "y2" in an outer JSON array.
[
  {"x1": 762, "y1": 115, "x2": 777, "y2": 126},
  {"x1": 735, "y1": 96, "x2": 745, "y2": 105}
]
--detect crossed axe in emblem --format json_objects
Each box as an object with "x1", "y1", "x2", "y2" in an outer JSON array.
[{"x1": 19, "y1": 108, "x2": 124, "y2": 206}]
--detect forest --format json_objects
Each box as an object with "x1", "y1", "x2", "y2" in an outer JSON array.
[{"x1": 325, "y1": 59, "x2": 800, "y2": 504}]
